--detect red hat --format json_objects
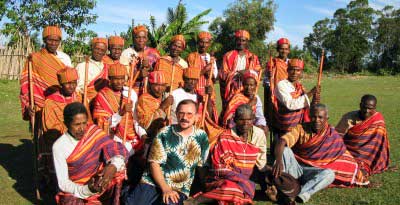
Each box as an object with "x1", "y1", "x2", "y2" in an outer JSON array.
[
  {"x1": 148, "y1": 71, "x2": 166, "y2": 84},
  {"x1": 242, "y1": 70, "x2": 259, "y2": 82},
  {"x1": 43, "y1": 26, "x2": 62, "y2": 38},
  {"x1": 171, "y1": 34, "x2": 186, "y2": 48},
  {"x1": 92, "y1": 37, "x2": 108, "y2": 48},
  {"x1": 235, "y1": 30, "x2": 250, "y2": 40},
  {"x1": 108, "y1": 36, "x2": 125, "y2": 46},
  {"x1": 133, "y1": 25, "x2": 148, "y2": 35},
  {"x1": 289, "y1": 59, "x2": 304, "y2": 69},
  {"x1": 108, "y1": 63, "x2": 127, "y2": 77},
  {"x1": 277, "y1": 38, "x2": 290, "y2": 46},
  {"x1": 57, "y1": 66, "x2": 78, "y2": 84},
  {"x1": 183, "y1": 67, "x2": 201, "y2": 79},
  {"x1": 198, "y1": 31, "x2": 212, "y2": 40}
]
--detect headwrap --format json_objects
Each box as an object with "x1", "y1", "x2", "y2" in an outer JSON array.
[
  {"x1": 242, "y1": 70, "x2": 259, "y2": 82},
  {"x1": 183, "y1": 66, "x2": 201, "y2": 79},
  {"x1": 91, "y1": 37, "x2": 108, "y2": 48},
  {"x1": 289, "y1": 59, "x2": 304, "y2": 69},
  {"x1": 108, "y1": 36, "x2": 125, "y2": 46},
  {"x1": 198, "y1": 31, "x2": 212, "y2": 40},
  {"x1": 133, "y1": 25, "x2": 148, "y2": 35},
  {"x1": 277, "y1": 38, "x2": 290, "y2": 46},
  {"x1": 234, "y1": 30, "x2": 250, "y2": 40},
  {"x1": 43, "y1": 26, "x2": 62, "y2": 38},
  {"x1": 148, "y1": 71, "x2": 166, "y2": 84},
  {"x1": 57, "y1": 67, "x2": 78, "y2": 84},
  {"x1": 171, "y1": 34, "x2": 186, "y2": 48},
  {"x1": 108, "y1": 63, "x2": 127, "y2": 77}
]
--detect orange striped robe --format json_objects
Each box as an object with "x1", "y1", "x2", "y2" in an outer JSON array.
[
  {"x1": 154, "y1": 56, "x2": 186, "y2": 90},
  {"x1": 221, "y1": 93, "x2": 256, "y2": 128}
]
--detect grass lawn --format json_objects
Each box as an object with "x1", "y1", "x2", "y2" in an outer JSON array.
[{"x1": 0, "y1": 76, "x2": 399, "y2": 205}]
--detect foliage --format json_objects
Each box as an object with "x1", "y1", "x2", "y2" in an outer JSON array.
[
  {"x1": 289, "y1": 46, "x2": 319, "y2": 74},
  {"x1": 62, "y1": 29, "x2": 98, "y2": 63},
  {"x1": 209, "y1": 0, "x2": 276, "y2": 64}
]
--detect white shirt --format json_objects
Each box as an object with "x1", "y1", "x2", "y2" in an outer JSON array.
[
  {"x1": 75, "y1": 59, "x2": 105, "y2": 92},
  {"x1": 52, "y1": 132, "x2": 125, "y2": 199},
  {"x1": 120, "y1": 47, "x2": 137, "y2": 66},
  {"x1": 56, "y1": 51, "x2": 72, "y2": 67},
  {"x1": 200, "y1": 53, "x2": 218, "y2": 78},
  {"x1": 275, "y1": 79, "x2": 310, "y2": 110},
  {"x1": 170, "y1": 88, "x2": 197, "y2": 124},
  {"x1": 109, "y1": 86, "x2": 147, "y2": 155},
  {"x1": 235, "y1": 54, "x2": 247, "y2": 71}
]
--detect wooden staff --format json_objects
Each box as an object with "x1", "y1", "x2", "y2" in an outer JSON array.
[
  {"x1": 123, "y1": 57, "x2": 140, "y2": 144},
  {"x1": 200, "y1": 53, "x2": 215, "y2": 128},
  {"x1": 317, "y1": 49, "x2": 325, "y2": 87},
  {"x1": 166, "y1": 62, "x2": 176, "y2": 123},
  {"x1": 142, "y1": 53, "x2": 149, "y2": 94},
  {"x1": 82, "y1": 56, "x2": 90, "y2": 109},
  {"x1": 28, "y1": 56, "x2": 41, "y2": 201}
]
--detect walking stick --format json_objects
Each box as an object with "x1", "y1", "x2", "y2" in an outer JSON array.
[
  {"x1": 142, "y1": 53, "x2": 149, "y2": 94},
  {"x1": 317, "y1": 49, "x2": 325, "y2": 87},
  {"x1": 83, "y1": 56, "x2": 90, "y2": 110},
  {"x1": 166, "y1": 62, "x2": 176, "y2": 124},
  {"x1": 123, "y1": 57, "x2": 140, "y2": 144},
  {"x1": 200, "y1": 53, "x2": 215, "y2": 128},
  {"x1": 28, "y1": 56, "x2": 41, "y2": 201},
  {"x1": 266, "y1": 49, "x2": 274, "y2": 157}
]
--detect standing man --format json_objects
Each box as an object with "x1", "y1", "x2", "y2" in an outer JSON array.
[
  {"x1": 76, "y1": 37, "x2": 109, "y2": 100},
  {"x1": 20, "y1": 25, "x2": 72, "y2": 121},
  {"x1": 154, "y1": 34, "x2": 188, "y2": 91},
  {"x1": 336, "y1": 94, "x2": 390, "y2": 176},
  {"x1": 219, "y1": 29, "x2": 261, "y2": 104},
  {"x1": 124, "y1": 100, "x2": 209, "y2": 205},
  {"x1": 53, "y1": 102, "x2": 127, "y2": 204},
  {"x1": 103, "y1": 36, "x2": 125, "y2": 65},
  {"x1": 121, "y1": 25, "x2": 160, "y2": 95}
]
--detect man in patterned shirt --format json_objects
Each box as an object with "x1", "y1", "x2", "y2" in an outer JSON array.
[{"x1": 124, "y1": 99, "x2": 209, "y2": 205}]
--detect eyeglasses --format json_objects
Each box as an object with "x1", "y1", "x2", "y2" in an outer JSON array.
[{"x1": 177, "y1": 112, "x2": 195, "y2": 119}]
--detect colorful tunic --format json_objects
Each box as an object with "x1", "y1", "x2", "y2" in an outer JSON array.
[
  {"x1": 186, "y1": 52, "x2": 218, "y2": 96},
  {"x1": 141, "y1": 125, "x2": 209, "y2": 197},
  {"x1": 336, "y1": 111, "x2": 390, "y2": 175},
  {"x1": 154, "y1": 56, "x2": 188, "y2": 90},
  {"x1": 220, "y1": 49, "x2": 261, "y2": 102},
  {"x1": 197, "y1": 129, "x2": 260, "y2": 204},
  {"x1": 76, "y1": 59, "x2": 109, "y2": 101},
  {"x1": 282, "y1": 123, "x2": 369, "y2": 187}
]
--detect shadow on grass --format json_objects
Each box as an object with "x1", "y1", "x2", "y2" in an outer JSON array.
[{"x1": 0, "y1": 139, "x2": 55, "y2": 205}]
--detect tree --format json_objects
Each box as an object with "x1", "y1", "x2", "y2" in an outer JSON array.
[
  {"x1": 209, "y1": 0, "x2": 276, "y2": 64},
  {"x1": 304, "y1": 18, "x2": 332, "y2": 61},
  {"x1": 62, "y1": 29, "x2": 98, "y2": 63}
]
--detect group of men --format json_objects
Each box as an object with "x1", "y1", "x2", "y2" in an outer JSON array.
[{"x1": 19, "y1": 25, "x2": 390, "y2": 205}]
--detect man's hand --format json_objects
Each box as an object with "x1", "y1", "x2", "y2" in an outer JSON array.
[
  {"x1": 306, "y1": 86, "x2": 317, "y2": 99},
  {"x1": 162, "y1": 187, "x2": 180, "y2": 204},
  {"x1": 88, "y1": 175, "x2": 101, "y2": 193},
  {"x1": 140, "y1": 68, "x2": 149, "y2": 78},
  {"x1": 119, "y1": 102, "x2": 133, "y2": 116},
  {"x1": 26, "y1": 106, "x2": 36, "y2": 118},
  {"x1": 141, "y1": 57, "x2": 150, "y2": 69},
  {"x1": 97, "y1": 164, "x2": 117, "y2": 191},
  {"x1": 160, "y1": 95, "x2": 174, "y2": 110},
  {"x1": 272, "y1": 159, "x2": 284, "y2": 178},
  {"x1": 313, "y1": 85, "x2": 321, "y2": 104},
  {"x1": 205, "y1": 86, "x2": 213, "y2": 95},
  {"x1": 201, "y1": 64, "x2": 212, "y2": 77}
]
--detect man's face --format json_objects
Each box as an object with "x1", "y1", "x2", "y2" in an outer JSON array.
[
  {"x1": 44, "y1": 35, "x2": 61, "y2": 54},
  {"x1": 68, "y1": 113, "x2": 88, "y2": 140},
  {"x1": 198, "y1": 38, "x2": 211, "y2": 53},
  {"x1": 288, "y1": 67, "x2": 302, "y2": 82},
  {"x1": 109, "y1": 76, "x2": 126, "y2": 91},
  {"x1": 169, "y1": 41, "x2": 184, "y2": 57},
  {"x1": 236, "y1": 37, "x2": 248, "y2": 51},
  {"x1": 92, "y1": 43, "x2": 107, "y2": 61},
  {"x1": 61, "y1": 81, "x2": 77, "y2": 96},
  {"x1": 243, "y1": 78, "x2": 257, "y2": 98},
  {"x1": 109, "y1": 45, "x2": 123, "y2": 60},
  {"x1": 277, "y1": 44, "x2": 290, "y2": 59},
  {"x1": 176, "y1": 103, "x2": 198, "y2": 130},
  {"x1": 310, "y1": 108, "x2": 328, "y2": 133},
  {"x1": 235, "y1": 111, "x2": 254, "y2": 135},
  {"x1": 183, "y1": 77, "x2": 198, "y2": 92},
  {"x1": 359, "y1": 99, "x2": 376, "y2": 120},
  {"x1": 149, "y1": 83, "x2": 166, "y2": 98},
  {"x1": 134, "y1": 31, "x2": 148, "y2": 50}
]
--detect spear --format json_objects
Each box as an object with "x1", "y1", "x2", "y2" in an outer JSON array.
[
  {"x1": 28, "y1": 56, "x2": 41, "y2": 201},
  {"x1": 123, "y1": 57, "x2": 140, "y2": 144}
]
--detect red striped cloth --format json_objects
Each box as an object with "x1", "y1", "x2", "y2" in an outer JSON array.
[
  {"x1": 221, "y1": 93, "x2": 255, "y2": 128},
  {"x1": 345, "y1": 112, "x2": 390, "y2": 175}
]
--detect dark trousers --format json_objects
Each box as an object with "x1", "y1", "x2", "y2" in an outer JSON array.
[{"x1": 123, "y1": 183, "x2": 187, "y2": 205}]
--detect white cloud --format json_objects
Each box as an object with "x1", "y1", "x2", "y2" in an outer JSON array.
[
  {"x1": 304, "y1": 5, "x2": 335, "y2": 16},
  {"x1": 266, "y1": 25, "x2": 305, "y2": 48}
]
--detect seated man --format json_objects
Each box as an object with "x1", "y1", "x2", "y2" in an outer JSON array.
[
  {"x1": 124, "y1": 100, "x2": 209, "y2": 205},
  {"x1": 194, "y1": 104, "x2": 267, "y2": 205},
  {"x1": 53, "y1": 102, "x2": 127, "y2": 204},
  {"x1": 273, "y1": 104, "x2": 369, "y2": 203},
  {"x1": 273, "y1": 59, "x2": 318, "y2": 134},
  {"x1": 336, "y1": 94, "x2": 390, "y2": 176},
  {"x1": 41, "y1": 67, "x2": 82, "y2": 191},
  {"x1": 221, "y1": 70, "x2": 268, "y2": 133}
]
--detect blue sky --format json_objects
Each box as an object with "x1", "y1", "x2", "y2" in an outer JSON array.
[{"x1": 90, "y1": 0, "x2": 399, "y2": 48}]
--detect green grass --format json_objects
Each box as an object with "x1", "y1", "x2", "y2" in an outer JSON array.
[{"x1": 0, "y1": 76, "x2": 399, "y2": 205}]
